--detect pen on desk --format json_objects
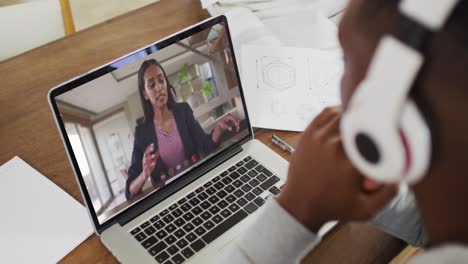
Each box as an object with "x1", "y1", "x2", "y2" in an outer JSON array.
[{"x1": 271, "y1": 134, "x2": 295, "y2": 153}]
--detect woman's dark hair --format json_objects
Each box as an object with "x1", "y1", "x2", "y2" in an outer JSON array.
[{"x1": 137, "y1": 59, "x2": 177, "y2": 124}]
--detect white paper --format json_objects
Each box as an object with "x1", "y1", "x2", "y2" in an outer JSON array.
[
  {"x1": 241, "y1": 45, "x2": 343, "y2": 131},
  {"x1": 201, "y1": 0, "x2": 219, "y2": 9},
  {"x1": 0, "y1": 157, "x2": 93, "y2": 263},
  {"x1": 225, "y1": 7, "x2": 282, "y2": 73},
  {"x1": 317, "y1": 0, "x2": 349, "y2": 17},
  {"x1": 262, "y1": 9, "x2": 340, "y2": 49}
]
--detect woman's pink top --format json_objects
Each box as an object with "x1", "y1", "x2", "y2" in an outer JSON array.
[{"x1": 155, "y1": 116, "x2": 187, "y2": 176}]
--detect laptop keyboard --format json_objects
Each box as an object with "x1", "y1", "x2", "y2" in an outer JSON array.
[{"x1": 129, "y1": 156, "x2": 284, "y2": 264}]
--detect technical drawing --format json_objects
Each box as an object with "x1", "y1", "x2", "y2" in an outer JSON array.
[
  {"x1": 307, "y1": 57, "x2": 343, "y2": 94},
  {"x1": 306, "y1": 57, "x2": 343, "y2": 107},
  {"x1": 270, "y1": 100, "x2": 288, "y2": 118},
  {"x1": 296, "y1": 104, "x2": 319, "y2": 121},
  {"x1": 257, "y1": 56, "x2": 296, "y2": 91}
]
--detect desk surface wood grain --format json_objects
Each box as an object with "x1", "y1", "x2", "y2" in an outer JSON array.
[{"x1": 0, "y1": 0, "x2": 405, "y2": 262}]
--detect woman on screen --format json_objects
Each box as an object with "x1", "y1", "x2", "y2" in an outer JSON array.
[{"x1": 125, "y1": 59, "x2": 239, "y2": 200}]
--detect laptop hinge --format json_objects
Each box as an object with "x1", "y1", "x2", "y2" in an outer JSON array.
[{"x1": 117, "y1": 144, "x2": 244, "y2": 226}]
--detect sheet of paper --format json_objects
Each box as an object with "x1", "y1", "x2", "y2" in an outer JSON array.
[
  {"x1": 0, "y1": 157, "x2": 93, "y2": 263},
  {"x1": 261, "y1": 9, "x2": 340, "y2": 49},
  {"x1": 241, "y1": 45, "x2": 343, "y2": 131},
  {"x1": 201, "y1": 0, "x2": 219, "y2": 9},
  {"x1": 317, "y1": 0, "x2": 349, "y2": 17},
  {"x1": 225, "y1": 7, "x2": 282, "y2": 73}
]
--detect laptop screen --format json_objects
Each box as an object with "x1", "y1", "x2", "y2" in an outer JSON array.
[{"x1": 49, "y1": 17, "x2": 251, "y2": 227}]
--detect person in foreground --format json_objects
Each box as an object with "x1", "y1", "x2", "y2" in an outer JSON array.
[
  {"x1": 126, "y1": 59, "x2": 239, "y2": 200},
  {"x1": 222, "y1": 0, "x2": 468, "y2": 263}
]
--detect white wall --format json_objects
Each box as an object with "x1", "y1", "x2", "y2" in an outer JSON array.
[
  {"x1": 0, "y1": 0, "x2": 64, "y2": 61},
  {"x1": 126, "y1": 91, "x2": 144, "y2": 130}
]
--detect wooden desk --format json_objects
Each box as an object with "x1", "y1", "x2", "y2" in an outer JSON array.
[{"x1": 0, "y1": 0, "x2": 406, "y2": 262}]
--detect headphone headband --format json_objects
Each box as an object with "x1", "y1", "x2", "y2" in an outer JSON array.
[
  {"x1": 341, "y1": 0, "x2": 461, "y2": 184},
  {"x1": 400, "y1": 0, "x2": 460, "y2": 30},
  {"x1": 349, "y1": 36, "x2": 423, "y2": 117}
]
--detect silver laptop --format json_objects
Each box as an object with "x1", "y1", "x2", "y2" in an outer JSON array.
[{"x1": 48, "y1": 16, "x2": 290, "y2": 263}]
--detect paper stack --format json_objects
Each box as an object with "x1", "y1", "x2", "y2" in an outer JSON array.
[{"x1": 0, "y1": 157, "x2": 93, "y2": 263}]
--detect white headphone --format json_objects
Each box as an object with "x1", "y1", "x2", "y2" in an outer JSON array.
[{"x1": 341, "y1": 0, "x2": 460, "y2": 184}]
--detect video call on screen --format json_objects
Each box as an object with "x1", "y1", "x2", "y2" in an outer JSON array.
[{"x1": 56, "y1": 21, "x2": 249, "y2": 224}]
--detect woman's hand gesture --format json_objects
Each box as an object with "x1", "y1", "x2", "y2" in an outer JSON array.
[
  {"x1": 212, "y1": 113, "x2": 240, "y2": 143},
  {"x1": 142, "y1": 143, "x2": 160, "y2": 179}
]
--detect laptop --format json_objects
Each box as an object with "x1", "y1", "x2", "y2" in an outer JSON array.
[{"x1": 48, "y1": 15, "x2": 296, "y2": 263}]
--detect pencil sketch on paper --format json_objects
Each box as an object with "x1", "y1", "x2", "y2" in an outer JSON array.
[
  {"x1": 307, "y1": 57, "x2": 343, "y2": 93},
  {"x1": 270, "y1": 100, "x2": 288, "y2": 119},
  {"x1": 257, "y1": 56, "x2": 296, "y2": 91},
  {"x1": 242, "y1": 44, "x2": 343, "y2": 131},
  {"x1": 296, "y1": 104, "x2": 318, "y2": 121},
  {"x1": 306, "y1": 57, "x2": 343, "y2": 107}
]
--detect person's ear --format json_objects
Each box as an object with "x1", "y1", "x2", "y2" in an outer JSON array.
[{"x1": 143, "y1": 90, "x2": 149, "y2": 101}]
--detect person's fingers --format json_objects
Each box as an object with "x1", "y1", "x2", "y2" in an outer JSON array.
[
  {"x1": 224, "y1": 119, "x2": 234, "y2": 131},
  {"x1": 312, "y1": 106, "x2": 342, "y2": 128},
  {"x1": 144, "y1": 161, "x2": 156, "y2": 178},
  {"x1": 144, "y1": 157, "x2": 153, "y2": 170},
  {"x1": 224, "y1": 115, "x2": 238, "y2": 131},
  {"x1": 150, "y1": 150, "x2": 160, "y2": 165},
  {"x1": 362, "y1": 178, "x2": 383, "y2": 193},
  {"x1": 224, "y1": 118, "x2": 233, "y2": 132},
  {"x1": 340, "y1": 158, "x2": 366, "y2": 189},
  {"x1": 337, "y1": 144, "x2": 384, "y2": 194},
  {"x1": 229, "y1": 114, "x2": 240, "y2": 131},
  {"x1": 148, "y1": 151, "x2": 159, "y2": 164},
  {"x1": 357, "y1": 184, "x2": 398, "y2": 218},
  {"x1": 218, "y1": 120, "x2": 229, "y2": 131},
  {"x1": 146, "y1": 143, "x2": 154, "y2": 153},
  {"x1": 231, "y1": 118, "x2": 240, "y2": 132},
  {"x1": 143, "y1": 145, "x2": 156, "y2": 170},
  {"x1": 148, "y1": 151, "x2": 159, "y2": 169},
  {"x1": 321, "y1": 113, "x2": 341, "y2": 138},
  {"x1": 147, "y1": 155, "x2": 156, "y2": 164},
  {"x1": 143, "y1": 149, "x2": 148, "y2": 161},
  {"x1": 144, "y1": 143, "x2": 154, "y2": 160},
  {"x1": 227, "y1": 117, "x2": 240, "y2": 132}
]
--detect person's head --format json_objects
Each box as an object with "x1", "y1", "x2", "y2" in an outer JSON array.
[
  {"x1": 340, "y1": 0, "x2": 468, "y2": 245},
  {"x1": 138, "y1": 59, "x2": 177, "y2": 123}
]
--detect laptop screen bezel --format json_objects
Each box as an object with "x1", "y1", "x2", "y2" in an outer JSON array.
[{"x1": 48, "y1": 15, "x2": 254, "y2": 234}]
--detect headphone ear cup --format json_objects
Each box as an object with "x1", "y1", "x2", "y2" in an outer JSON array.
[
  {"x1": 341, "y1": 105, "x2": 407, "y2": 183},
  {"x1": 398, "y1": 100, "x2": 432, "y2": 184},
  {"x1": 341, "y1": 99, "x2": 431, "y2": 184}
]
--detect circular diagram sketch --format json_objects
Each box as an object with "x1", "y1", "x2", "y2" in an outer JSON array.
[{"x1": 257, "y1": 57, "x2": 296, "y2": 91}]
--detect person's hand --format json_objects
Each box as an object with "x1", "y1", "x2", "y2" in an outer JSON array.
[
  {"x1": 212, "y1": 113, "x2": 240, "y2": 143},
  {"x1": 277, "y1": 106, "x2": 398, "y2": 232},
  {"x1": 218, "y1": 113, "x2": 240, "y2": 133},
  {"x1": 142, "y1": 143, "x2": 160, "y2": 180}
]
